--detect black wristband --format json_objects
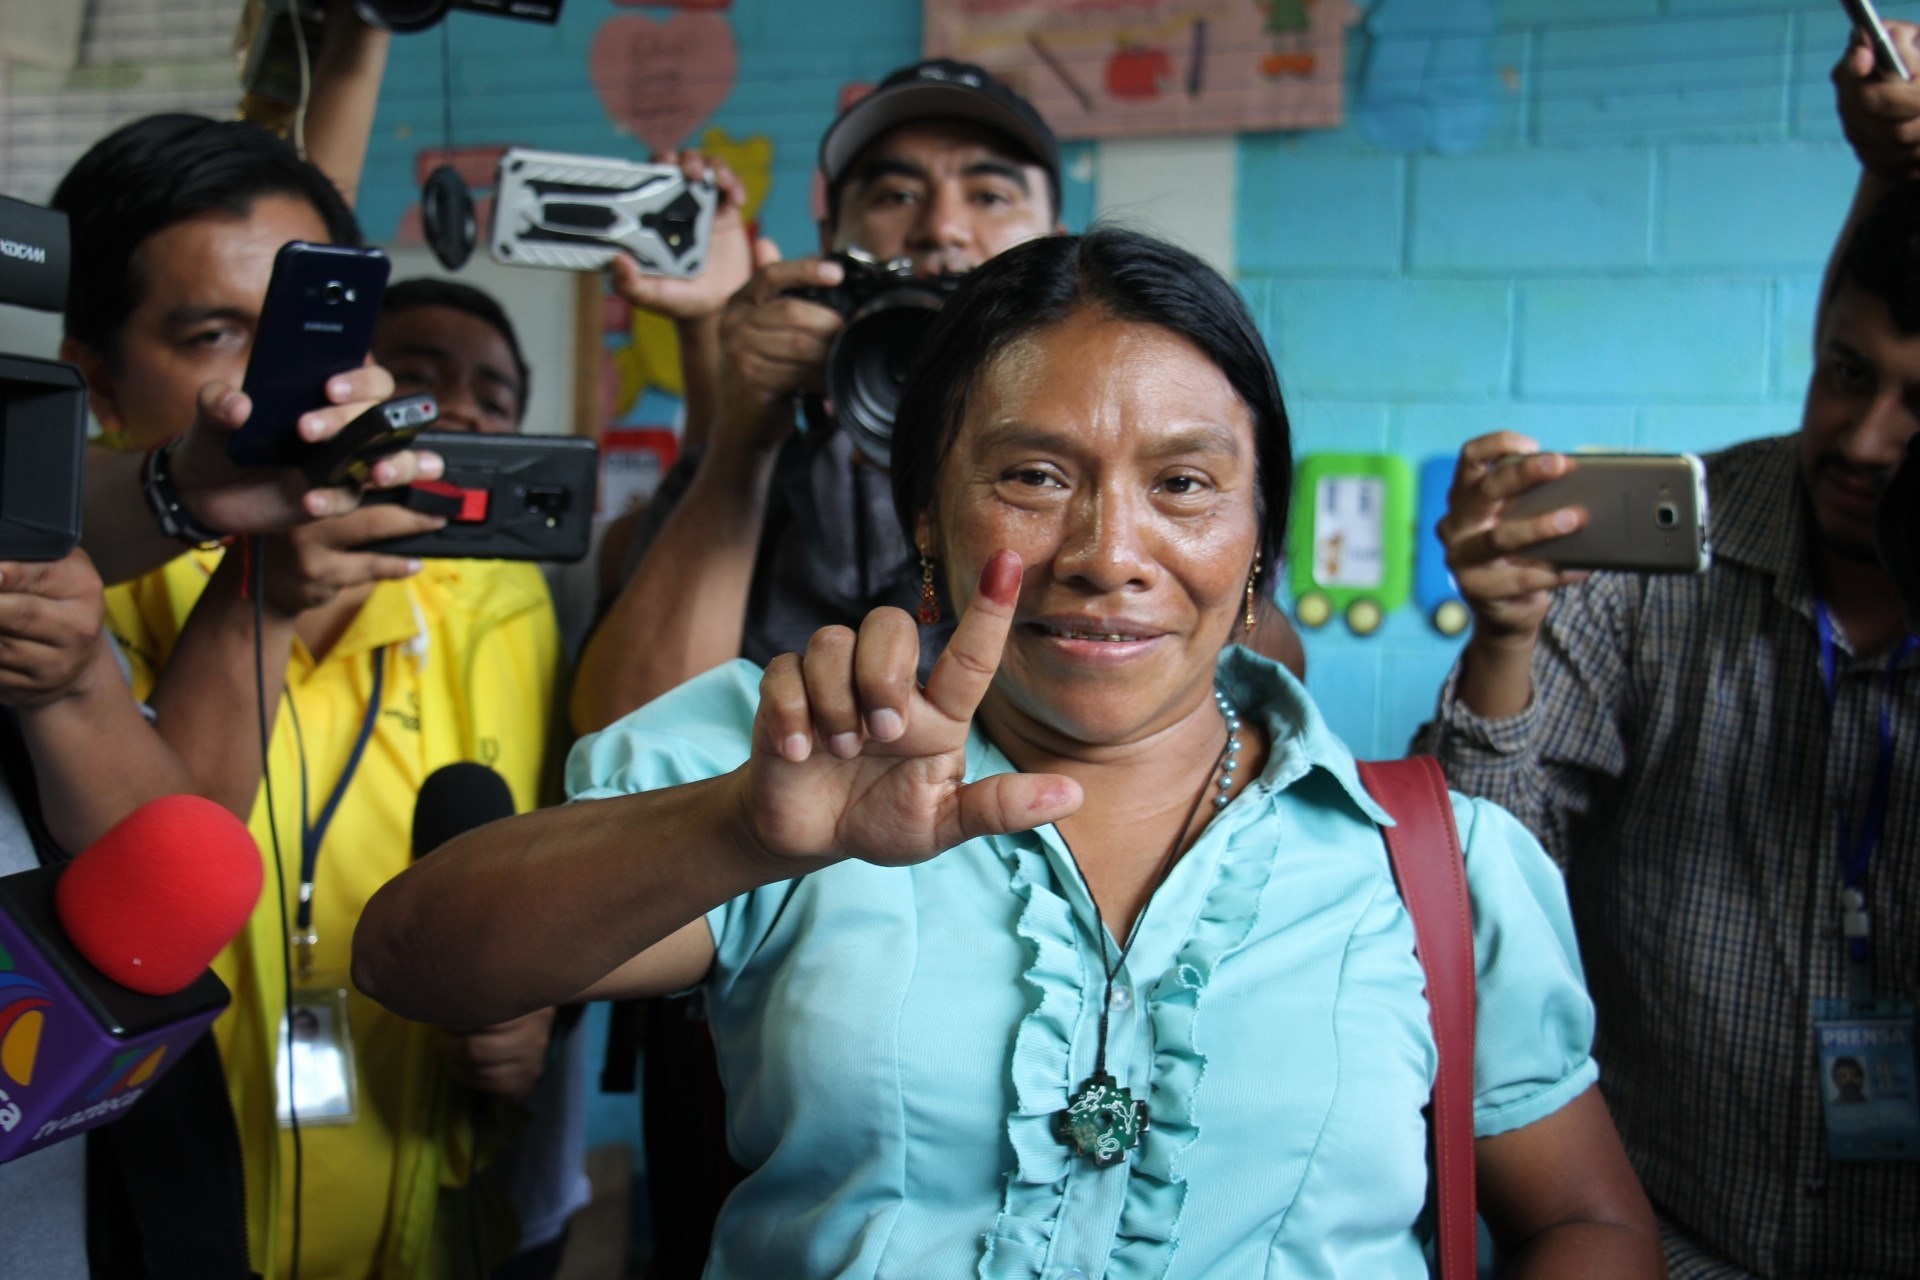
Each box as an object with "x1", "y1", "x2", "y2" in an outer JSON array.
[{"x1": 140, "y1": 438, "x2": 225, "y2": 548}]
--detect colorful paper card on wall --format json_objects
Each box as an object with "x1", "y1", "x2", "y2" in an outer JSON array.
[
  {"x1": 924, "y1": 0, "x2": 1361, "y2": 140},
  {"x1": 1414, "y1": 454, "x2": 1469, "y2": 636},
  {"x1": 1288, "y1": 452, "x2": 1413, "y2": 636},
  {"x1": 599, "y1": 427, "x2": 679, "y2": 518}
]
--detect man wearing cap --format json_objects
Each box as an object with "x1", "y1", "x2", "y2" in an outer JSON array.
[
  {"x1": 563, "y1": 63, "x2": 1063, "y2": 1279},
  {"x1": 570, "y1": 59, "x2": 1065, "y2": 734}
]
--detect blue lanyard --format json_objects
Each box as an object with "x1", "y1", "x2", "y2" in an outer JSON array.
[
  {"x1": 1814, "y1": 602, "x2": 1914, "y2": 974},
  {"x1": 288, "y1": 645, "x2": 388, "y2": 941}
]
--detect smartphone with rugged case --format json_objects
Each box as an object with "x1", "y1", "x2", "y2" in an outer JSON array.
[
  {"x1": 1841, "y1": 0, "x2": 1913, "y2": 80},
  {"x1": 229, "y1": 242, "x2": 390, "y2": 467},
  {"x1": 1505, "y1": 452, "x2": 1711, "y2": 574},
  {"x1": 362, "y1": 431, "x2": 599, "y2": 562},
  {"x1": 490, "y1": 147, "x2": 717, "y2": 277}
]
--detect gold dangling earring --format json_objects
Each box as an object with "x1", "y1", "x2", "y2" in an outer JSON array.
[
  {"x1": 1243, "y1": 549, "x2": 1262, "y2": 635},
  {"x1": 918, "y1": 553, "x2": 941, "y2": 626}
]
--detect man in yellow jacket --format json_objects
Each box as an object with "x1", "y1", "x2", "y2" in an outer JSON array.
[{"x1": 56, "y1": 112, "x2": 562, "y2": 1278}]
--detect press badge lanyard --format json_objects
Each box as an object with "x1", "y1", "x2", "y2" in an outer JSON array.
[
  {"x1": 1815, "y1": 602, "x2": 1915, "y2": 999},
  {"x1": 287, "y1": 645, "x2": 388, "y2": 982}
]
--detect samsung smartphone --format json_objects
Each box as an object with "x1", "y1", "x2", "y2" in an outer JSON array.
[
  {"x1": 363, "y1": 431, "x2": 600, "y2": 562},
  {"x1": 228, "y1": 242, "x2": 390, "y2": 467},
  {"x1": 1841, "y1": 0, "x2": 1913, "y2": 80},
  {"x1": 490, "y1": 147, "x2": 718, "y2": 277},
  {"x1": 1506, "y1": 452, "x2": 1711, "y2": 574}
]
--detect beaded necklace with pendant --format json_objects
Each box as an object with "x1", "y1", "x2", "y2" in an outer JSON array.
[{"x1": 1054, "y1": 686, "x2": 1243, "y2": 1167}]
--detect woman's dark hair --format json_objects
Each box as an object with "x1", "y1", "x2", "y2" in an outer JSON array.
[
  {"x1": 52, "y1": 113, "x2": 361, "y2": 365},
  {"x1": 1835, "y1": 179, "x2": 1920, "y2": 335},
  {"x1": 890, "y1": 224, "x2": 1291, "y2": 590},
  {"x1": 381, "y1": 277, "x2": 532, "y2": 418}
]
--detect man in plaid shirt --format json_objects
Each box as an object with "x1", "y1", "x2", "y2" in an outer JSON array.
[{"x1": 1416, "y1": 27, "x2": 1920, "y2": 1280}]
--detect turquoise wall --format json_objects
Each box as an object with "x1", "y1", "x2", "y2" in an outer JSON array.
[
  {"x1": 359, "y1": 0, "x2": 1891, "y2": 761},
  {"x1": 1241, "y1": 0, "x2": 1880, "y2": 757}
]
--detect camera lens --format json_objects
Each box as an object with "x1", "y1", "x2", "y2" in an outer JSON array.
[
  {"x1": 1656, "y1": 503, "x2": 1678, "y2": 530},
  {"x1": 826, "y1": 287, "x2": 949, "y2": 470},
  {"x1": 323, "y1": 280, "x2": 346, "y2": 304}
]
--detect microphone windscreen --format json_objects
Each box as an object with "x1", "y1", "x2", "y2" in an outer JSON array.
[
  {"x1": 53, "y1": 795, "x2": 263, "y2": 997},
  {"x1": 412, "y1": 762, "x2": 516, "y2": 861}
]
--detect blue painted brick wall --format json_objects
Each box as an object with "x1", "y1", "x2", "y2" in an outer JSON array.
[
  {"x1": 1241, "y1": 0, "x2": 1913, "y2": 759},
  {"x1": 357, "y1": 0, "x2": 1910, "y2": 768}
]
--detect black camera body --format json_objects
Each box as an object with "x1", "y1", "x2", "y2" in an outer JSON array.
[
  {"x1": 357, "y1": 0, "x2": 563, "y2": 33},
  {"x1": 787, "y1": 249, "x2": 964, "y2": 470},
  {"x1": 0, "y1": 196, "x2": 85, "y2": 563},
  {"x1": 244, "y1": 1, "x2": 564, "y2": 110}
]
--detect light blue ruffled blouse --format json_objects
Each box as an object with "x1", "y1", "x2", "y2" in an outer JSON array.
[{"x1": 568, "y1": 649, "x2": 1598, "y2": 1280}]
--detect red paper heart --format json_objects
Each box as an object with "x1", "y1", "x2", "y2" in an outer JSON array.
[{"x1": 589, "y1": 14, "x2": 739, "y2": 153}]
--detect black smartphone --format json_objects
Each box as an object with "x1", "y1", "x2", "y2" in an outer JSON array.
[
  {"x1": 1841, "y1": 0, "x2": 1913, "y2": 80},
  {"x1": 303, "y1": 393, "x2": 439, "y2": 489},
  {"x1": 362, "y1": 431, "x2": 599, "y2": 562},
  {"x1": 228, "y1": 241, "x2": 390, "y2": 468}
]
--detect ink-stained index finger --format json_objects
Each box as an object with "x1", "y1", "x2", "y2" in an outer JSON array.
[{"x1": 921, "y1": 550, "x2": 1021, "y2": 725}]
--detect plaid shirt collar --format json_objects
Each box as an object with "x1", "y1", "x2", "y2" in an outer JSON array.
[{"x1": 1710, "y1": 433, "x2": 1822, "y2": 631}]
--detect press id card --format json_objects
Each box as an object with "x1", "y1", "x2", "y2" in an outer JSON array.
[
  {"x1": 275, "y1": 987, "x2": 358, "y2": 1126},
  {"x1": 1814, "y1": 998, "x2": 1920, "y2": 1162}
]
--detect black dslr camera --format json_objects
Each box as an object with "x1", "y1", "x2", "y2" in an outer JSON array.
[
  {"x1": 0, "y1": 196, "x2": 85, "y2": 562},
  {"x1": 787, "y1": 248, "x2": 964, "y2": 470}
]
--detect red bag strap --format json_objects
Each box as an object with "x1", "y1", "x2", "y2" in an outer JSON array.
[{"x1": 1355, "y1": 756, "x2": 1477, "y2": 1280}]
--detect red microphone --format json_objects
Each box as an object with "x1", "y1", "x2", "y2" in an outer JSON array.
[
  {"x1": 54, "y1": 795, "x2": 262, "y2": 996},
  {"x1": 0, "y1": 795, "x2": 260, "y2": 1162}
]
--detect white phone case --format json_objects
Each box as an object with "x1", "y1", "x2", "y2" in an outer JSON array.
[{"x1": 490, "y1": 147, "x2": 718, "y2": 277}]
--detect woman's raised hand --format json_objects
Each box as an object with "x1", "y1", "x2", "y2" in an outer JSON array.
[{"x1": 740, "y1": 550, "x2": 1082, "y2": 868}]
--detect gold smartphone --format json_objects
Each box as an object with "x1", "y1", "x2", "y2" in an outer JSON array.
[{"x1": 1505, "y1": 452, "x2": 1711, "y2": 574}]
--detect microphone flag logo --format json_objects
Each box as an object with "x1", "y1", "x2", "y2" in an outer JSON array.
[
  {"x1": 84, "y1": 1044, "x2": 168, "y2": 1103},
  {"x1": 0, "y1": 939, "x2": 53, "y2": 1089}
]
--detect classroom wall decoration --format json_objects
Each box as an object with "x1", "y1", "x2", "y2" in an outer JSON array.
[
  {"x1": 923, "y1": 0, "x2": 1360, "y2": 140},
  {"x1": 1414, "y1": 455, "x2": 1469, "y2": 636},
  {"x1": 589, "y1": 11, "x2": 739, "y2": 153},
  {"x1": 1288, "y1": 453, "x2": 1414, "y2": 637}
]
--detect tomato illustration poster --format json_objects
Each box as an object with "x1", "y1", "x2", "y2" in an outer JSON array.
[{"x1": 924, "y1": 0, "x2": 1359, "y2": 140}]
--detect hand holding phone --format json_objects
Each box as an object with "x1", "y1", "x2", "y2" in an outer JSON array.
[
  {"x1": 258, "y1": 504, "x2": 449, "y2": 620},
  {"x1": 362, "y1": 431, "x2": 599, "y2": 562},
  {"x1": 228, "y1": 241, "x2": 390, "y2": 468},
  {"x1": 1842, "y1": 0, "x2": 1913, "y2": 81},
  {"x1": 1502, "y1": 452, "x2": 1711, "y2": 574},
  {"x1": 1438, "y1": 434, "x2": 1706, "y2": 653}
]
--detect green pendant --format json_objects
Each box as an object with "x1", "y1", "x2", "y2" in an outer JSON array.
[{"x1": 1057, "y1": 1071, "x2": 1149, "y2": 1166}]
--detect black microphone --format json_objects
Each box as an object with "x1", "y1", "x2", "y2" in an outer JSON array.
[
  {"x1": 412, "y1": 762, "x2": 516, "y2": 861},
  {"x1": 411, "y1": 762, "x2": 523, "y2": 1277}
]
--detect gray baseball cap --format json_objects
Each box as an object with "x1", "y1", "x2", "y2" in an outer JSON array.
[{"x1": 819, "y1": 59, "x2": 1060, "y2": 201}]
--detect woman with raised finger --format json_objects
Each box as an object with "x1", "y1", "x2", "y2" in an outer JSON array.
[{"x1": 354, "y1": 226, "x2": 1664, "y2": 1279}]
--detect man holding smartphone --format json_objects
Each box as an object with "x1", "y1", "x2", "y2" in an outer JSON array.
[
  {"x1": 1414, "y1": 24, "x2": 1920, "y2": 1279},
  {"x1": 54, "y1": 111, "x2": 564, "y2": 1279},
  {"x1": 569, "y1": 60, "x2": 1069, "y2": 737}
]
